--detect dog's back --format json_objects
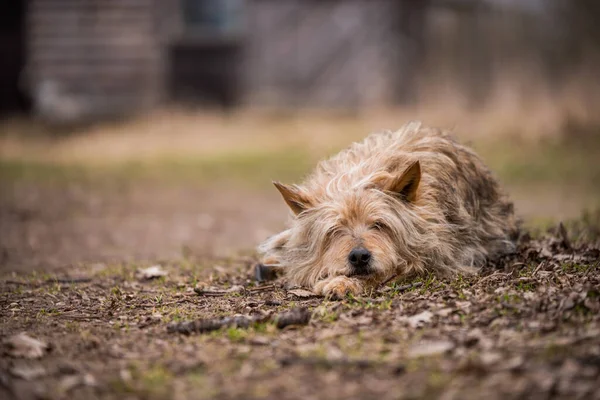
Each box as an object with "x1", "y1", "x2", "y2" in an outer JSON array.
[{"x1": 306, "y1": 121, "x2": 518, "y2": 265}]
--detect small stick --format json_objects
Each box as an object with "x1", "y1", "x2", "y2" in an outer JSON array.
[
  {"x1": 167, "y1": 315, "x2": 267, "y2": 334},
  {"x1": 501, "y1": 302, "x2": 524, "y2": 312},
  {"x1": 279, "y1": 356, "x2": 376, "y2": 369},
  {"x1": 532, "y1": 261, "x2": 546, "y2": 276},
  {"x1": 279, "y1": 356, "x2": 406, "y2": 375},
  {"x1": 478, "y1": 272, "x2": 511, "y2": 285},
  {"x1": 3, "y1": 277, "x2": 92, "y2": 286},
  {"x1": 274, "y1": 308, "x2": 311, "y2": 329},
  {"x1": 379, "y1": 274, "x2": 399, "y2": 288},
  {"x1": 394, "y1": 282, "x2": 423, "y2": 292},
  {"x1": 167, "y1": 307, "x2": 311, "y2": 335},
  {"x1": 51, "y1": 277, "x2": 92, "y2": 284},
  {"x1": 194, "y1": 286, "x2": 245, "y2": 297},
  {"x1": 249, "y1": 284, "x2": 275, "y2": 292}
]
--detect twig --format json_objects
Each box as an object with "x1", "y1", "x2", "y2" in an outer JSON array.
[
  {"x1": 248, "y1": 284, "x2": 275, "y2": 292},
  {"x1": 274, "y1": 308, "x2": 311, "y2": 329},
  {"x1": 3, "y1": 280, "x2": 30, "y2": 285},
  {"x1": 50, "y1": 277, "x2": 92, "y2": 284},
  {"x1": 510, "y1": 262, "x2": 527, "y2": 270},
  {"x1": 532, "y1": 261, "x2": 546, "y2": 276},
  {"x1": 279, "y1": 356, "x2": 405, "y2": 374},
  {"x1": 194, "y1": 286, "x2": 245, "y2": 297},
  {"x1": 167, "y1": 315, "x2": 267, "y2": 334},
  {"x1": 280, "y1": 356, "x2": 376, "y2": 369},
  {"x1": 394, "y1": 282, "x2": 423, "y2": 292},
  {"x1": 3, "y1": 277, "x2": 92, "y2": 286},
  {"x1": 379, "y1": 274, "x2": 399, "y2": 288},
  {"x1": 167, "y1": 307, "x2": 311, "y2": 335},
  {"x1": 501, "y1": 302, "x2": 524, "y2": 312},
  {"x1": 192, "y1": 290, "x2": 229, "y2": 297},
  {"x1": 478, "y1": 272, "x2": 511, "y2": 285},
  {"x1": 585, "y1": 261, "x2": 599, "y2": 276}
]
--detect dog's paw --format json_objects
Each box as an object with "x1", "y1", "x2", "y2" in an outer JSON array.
[{"x1": 314, "y1": 276, "x2": 362, "y2": 300}]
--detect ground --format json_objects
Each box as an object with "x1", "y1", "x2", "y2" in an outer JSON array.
[{"x1": 1, "y1": 111, "x2": 599, "y2": 399}]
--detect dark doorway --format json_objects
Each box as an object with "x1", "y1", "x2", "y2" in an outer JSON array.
[
  {"x1": 169, "y1": 39, "x2": 242, "y2": 108},
  {"x1": 0, "y1": 0, "x2": 30, "y2": 116}
]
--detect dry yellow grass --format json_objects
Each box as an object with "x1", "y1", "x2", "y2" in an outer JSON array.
[{"x1": 0, "y1": 91, "x2": 598, "y2": 166}]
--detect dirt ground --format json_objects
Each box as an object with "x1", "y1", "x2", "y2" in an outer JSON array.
[
  {"x1": 1, "y1": 217, "x2": 599, "y2": 400},
  {"x1": 1, "y1": 113, "x2": 600, "y2": 399}
]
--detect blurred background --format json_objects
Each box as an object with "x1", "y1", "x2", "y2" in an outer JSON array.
[{"x1": 1, "y1": 0, "x2": 599, "y2": 272}]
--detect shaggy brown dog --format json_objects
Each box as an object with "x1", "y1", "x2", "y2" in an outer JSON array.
[{"x1": 259, "y1": 122, "x2": 518, "y2": 298}]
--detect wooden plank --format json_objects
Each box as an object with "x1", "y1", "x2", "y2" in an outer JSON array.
[
  {"x1": 30, "y1": 18, "x2": 153, "y2": 32},
  {"x1": 29, "y1": 36, "x2": 159, "y2": 48},
  {"x1": 30, "y1": 1, "x2": 152, "y2": 13},
  {"x1": 30, "y1": 52, "x2": 160, "y2": 63},
  {"x1": 26, "y1": 0, "x2": 165, "y2": 116},
  {"x1": 30, "y1": 62, "x2": 161, "y2": 76},
  {"x1": 29, "y1": 12, "x2": 153, "y2": 25},
  {"x1": 30, "y1": 29, "x2": 155, "y2": 42}
]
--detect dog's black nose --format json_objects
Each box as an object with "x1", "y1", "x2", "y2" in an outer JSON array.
[{"x1": 348, "y1": 247, "x2": 371, "y2": 270}]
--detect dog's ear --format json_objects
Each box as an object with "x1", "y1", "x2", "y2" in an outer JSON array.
[
  {"x1": 383, "y1": 160, "x2": 421, "y2": 202},
  {"x1": 273, "y1": 182, "x2": 313, "y2": 215}
]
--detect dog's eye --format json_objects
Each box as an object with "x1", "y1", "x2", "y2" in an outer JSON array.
[
  {"x1": 325, "y1": 227, "x2": 339, "y2": 239},
  {"x1": 370, "y1": 221, "x2": 387, "y2": 231}
]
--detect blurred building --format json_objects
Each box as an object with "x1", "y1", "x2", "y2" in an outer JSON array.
[{"x1": 1, "y1": 0, "x2": 598, "y2": 122}]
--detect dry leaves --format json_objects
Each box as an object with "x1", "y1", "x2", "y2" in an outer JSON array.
[
  {"x1": 136, "y1": 265, "x2": 167, "y2": 280},
  {"x1": 287, "y1": 288, "x2": 319, "y2": 299},
  {"x1": 405, "y1": 310, "x2": 433, "y2": 328},
  {"x1": 4, "y1": 333, "x2": 50, "y2": 359},
  {"x1": 407, "y1": 340, "x2": 454, "y2": 358}
]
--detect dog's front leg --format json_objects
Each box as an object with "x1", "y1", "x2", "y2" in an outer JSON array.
[{"x1": 313, "y1": 276, "x2": 364, "y2": 300}]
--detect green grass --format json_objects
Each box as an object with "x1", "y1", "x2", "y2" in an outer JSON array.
[
  {"x1": 474, "y1": 134, "x2": 600, "y2": 188},
  {"x1": 0, "y1": 147, "x2": 317, "y2": 186},
  {"x1": 2, "y1": 133, "x2": 599, "y2": 192}
]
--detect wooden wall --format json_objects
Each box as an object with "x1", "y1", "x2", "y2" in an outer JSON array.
[
  {"x1": 24, "y1": 0, "x2": 416, "y2": 118},
  {"x1": 26, "y1": 0, "x2": 166, "y2": 121},
  {"x1": 242, "y1": 0, "x2": 407, "y2": 109}
]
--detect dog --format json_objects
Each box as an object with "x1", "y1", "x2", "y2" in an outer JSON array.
[{"x1": 259, "y1": 122, "x2": 518, "y2": 299}]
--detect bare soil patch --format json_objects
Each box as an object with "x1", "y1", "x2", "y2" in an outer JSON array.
[{"x1": 0, "y1": 181, "x2": 288, "y2": 273}]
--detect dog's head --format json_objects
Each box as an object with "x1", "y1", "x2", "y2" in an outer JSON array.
[{"x1": 266, "y1": 160, "x2": 428, "y2": 287}]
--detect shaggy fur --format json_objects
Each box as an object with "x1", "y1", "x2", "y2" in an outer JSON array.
[{"x1": 259, "y1": 122, "x2": 518, "y2": 298}]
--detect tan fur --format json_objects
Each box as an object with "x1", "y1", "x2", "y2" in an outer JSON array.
[{"x1": 259, "y1": 122, "x2": 518, "y2": 299}]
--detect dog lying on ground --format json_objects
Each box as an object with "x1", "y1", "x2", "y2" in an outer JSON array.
[{"x1": 259, "y1": 122, "x2": 518, "y2": 299}]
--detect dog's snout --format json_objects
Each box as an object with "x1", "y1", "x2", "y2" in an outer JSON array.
[{"x1": 348, "y1": 247, "x2": 371, "y2": 270}]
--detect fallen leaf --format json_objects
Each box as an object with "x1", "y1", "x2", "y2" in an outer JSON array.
[
  {"x1": 407, "y1": 310, "x2": 433, "y2": 328},
  {"x1": 4, "y1": 333, "x2": 50, "y2": 359},
  {"x1": 136, "y1": 265, "x2": 167, "y2": 280},
  {"x1": 497, "y1": 356, "x2": 525, "y2": 372},
  {"x1": 249, "y1": 336, "x2": 271, "y2": 346},
  {"x1": 479, "y1": 352, "x2": 502, "y2": 366},
  {"x1": 287, "y1": 289, "x2": 319, "y2": 298},
  {"x1": 10, "y1": 364, "x2": 47, "y2": 380},
  {"x1": 436, "y1": 308, "x2": 454, "y2": 318},
  {"x1": 407, "y1": 340, "x2": 454, "y2": 358},
  {"x1": 58, "y1": 374, "x2": 97, "y2": 393}
]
